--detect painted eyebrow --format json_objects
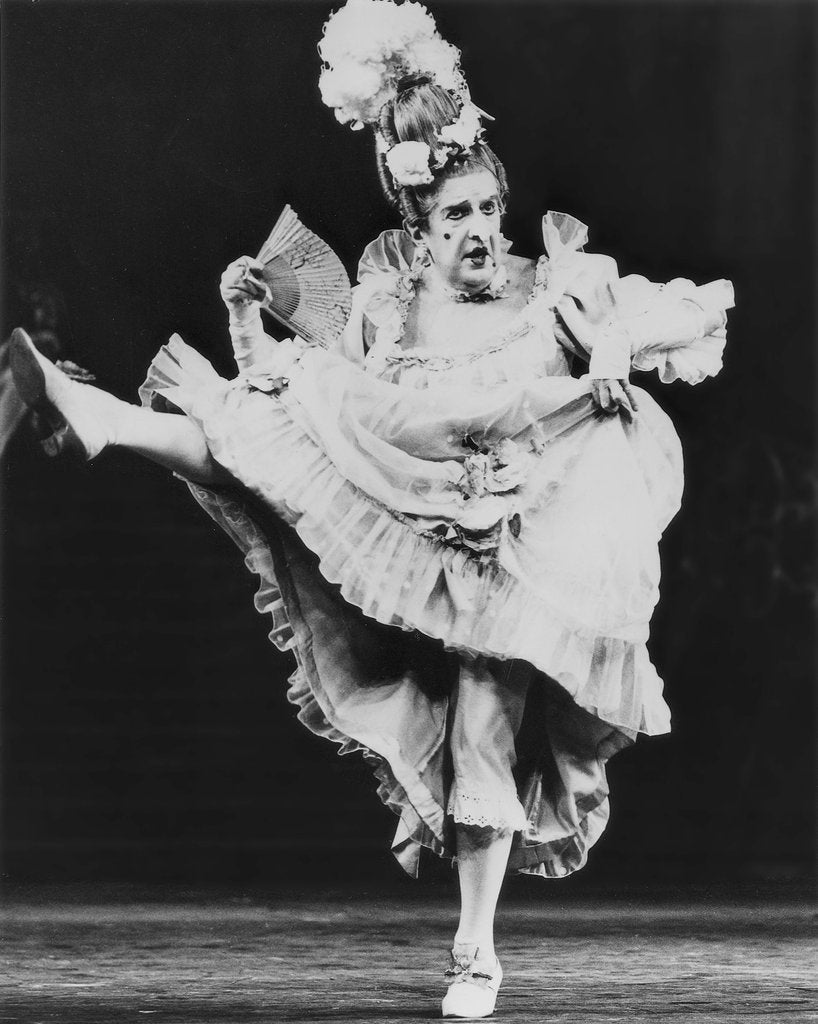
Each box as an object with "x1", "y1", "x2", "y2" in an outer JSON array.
[{"x1": 439, "y1": 195, "x2": 500, "y2": 215}]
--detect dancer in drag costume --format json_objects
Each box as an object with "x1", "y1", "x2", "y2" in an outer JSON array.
[{"x1": 10, "y1": 1, "x2": 733, "y2": 1017}]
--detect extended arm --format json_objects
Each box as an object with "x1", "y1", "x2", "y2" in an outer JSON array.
[{"x1": 552, "y1": 254, "x2": 734, "y2": 387}]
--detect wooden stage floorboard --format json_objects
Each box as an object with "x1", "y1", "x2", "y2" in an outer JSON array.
[{"x1": 1, "y1": 895, "x2": 816, "y2": 1023}]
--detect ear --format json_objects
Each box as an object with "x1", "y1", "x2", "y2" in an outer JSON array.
[{"x1": 402, "y1": 218, "x2": 424, "y2": 244}]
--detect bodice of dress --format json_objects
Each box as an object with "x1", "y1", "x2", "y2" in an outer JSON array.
[
  {"x1": 373, "y1": 255, "x2": 574, "y2": 391},
  {"x1": 338, "y1": 224, "x2": 571, "y2": 391},
  {"x1": 335, "y1": 210, "x2": 735, "y2": 391}
]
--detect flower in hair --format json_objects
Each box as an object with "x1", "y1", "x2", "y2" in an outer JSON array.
[
  {"x1": 437, "y1": 103, "x2": 485, "y2": 151},
  {"x1": 385, "y1": 141, "x2": 435, "y2": 186}
]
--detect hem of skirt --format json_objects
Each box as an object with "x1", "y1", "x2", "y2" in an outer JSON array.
[
  {"x1": 288, "y1": 661, "x2": 448, "y2": 874},
  {"x1": 512, "y1": 796, "x2": 611, "y2": 879}
]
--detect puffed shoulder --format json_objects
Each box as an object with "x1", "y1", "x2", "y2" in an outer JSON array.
[
  {"x1": 336, "y1": 230, "x2": 416, "y2": 364},
  {"x1": 541, "y1": 210, "x2": 589, "y2": 256},
  {"x1": 357, "y1": 229, "x2": 416, "y2": 282},
  {"x1": 536, "y1": 211, "x2": 618, "y2": 313}
]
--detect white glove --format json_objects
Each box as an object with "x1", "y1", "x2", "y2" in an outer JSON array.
[{"x1": 220, "y1": 256, "x2": 274, "y2": 372}]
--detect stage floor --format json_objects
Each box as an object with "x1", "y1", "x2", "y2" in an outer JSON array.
[{"x1": 2, "y1": 892, "x2": 816, "y2": 1023}]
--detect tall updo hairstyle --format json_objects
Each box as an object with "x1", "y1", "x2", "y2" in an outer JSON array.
[{"x1": 376, "y1": 76, "x2": 509, "y2": 234}]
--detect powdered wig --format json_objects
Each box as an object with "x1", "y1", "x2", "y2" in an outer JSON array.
[{"x1": 376, "y1": 77, "x2": 509, "y2": 231}]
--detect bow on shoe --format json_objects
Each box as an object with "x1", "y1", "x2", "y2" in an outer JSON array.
[{"x1": 444, "y1": 951, "x2": 494, "y2": 987}]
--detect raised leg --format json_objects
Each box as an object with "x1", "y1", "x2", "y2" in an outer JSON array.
[
  {"x1": 10, "y1": 327, "x2": 231, "y2": 485},
  {"x1": 110, "y1": 406, "x2": 232, "y2": 485}
]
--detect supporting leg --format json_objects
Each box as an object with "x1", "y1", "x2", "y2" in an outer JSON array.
[
  {"x1": 442, "y1": 657, "x2": 531, "y2": 1018},
  {"x1": 449, "y1": 655, "x2": 531, "y2": 958},
  {"x1": 453, "y1": 823, "x2": 514, "y2": 963}
]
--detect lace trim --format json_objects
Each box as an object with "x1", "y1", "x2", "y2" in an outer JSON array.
[
  {"x1": 447, "y1": 789, "x2": 529, "y2": 830},
  {"x1": 384, "y1": 320, "x2": 538, "y2": 371},
  {"x1": 379, "y1": 255, "x2": 551, "y2": 370}
]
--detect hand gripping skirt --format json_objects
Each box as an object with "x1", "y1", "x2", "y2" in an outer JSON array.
[{"x1": 140, "y1": 335, "x2": 684, "y2": 879}]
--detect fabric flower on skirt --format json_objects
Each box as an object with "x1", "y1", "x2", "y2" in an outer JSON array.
[{"x1": 451, "y1": 438, "x2": 531, "y2": 550}]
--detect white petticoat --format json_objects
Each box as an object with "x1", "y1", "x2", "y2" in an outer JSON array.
[{"x1": 140, "y1": 334, "x2": 682, "y2": 878}]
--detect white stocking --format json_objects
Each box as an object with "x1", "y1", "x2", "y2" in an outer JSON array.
[
  {"x1": 108, "y1": 399, "x2": 233, "y2": 485},
  {"x1": 453, "y1": 824, "x2": 514, "y2": 962}
]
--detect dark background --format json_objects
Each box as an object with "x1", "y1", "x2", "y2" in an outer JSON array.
[{"x1": 1, "y1": 0, "x2": 815, "y2": 893}]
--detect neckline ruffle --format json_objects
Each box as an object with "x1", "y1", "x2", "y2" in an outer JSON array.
[{"x1": 355, "y1": 212, "x2": 589, "y2": 373}]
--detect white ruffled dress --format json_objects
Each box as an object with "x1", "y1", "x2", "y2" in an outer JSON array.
[{"x1": 140, "y1": 212, "x2": 734, "y2": 878}]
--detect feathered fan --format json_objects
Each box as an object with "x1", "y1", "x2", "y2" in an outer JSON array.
[{"x1": 253, "y1": 205, "x2": 352, "y2": 349}]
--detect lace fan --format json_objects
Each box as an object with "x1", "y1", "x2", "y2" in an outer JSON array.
[{"x1": 255, "y1": 205, "x2": 352, "y2": 349}]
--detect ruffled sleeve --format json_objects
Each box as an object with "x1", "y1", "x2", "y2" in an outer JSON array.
[
  {"x1": 336, "y1": 229, "x2": 417, "y2": 367},
  {"x1": 541, "y1": 211, "x2": 735, "y2": 385}
]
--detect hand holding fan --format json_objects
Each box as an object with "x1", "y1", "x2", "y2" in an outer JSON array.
[{"x1": 250, "y1": 205, "x2": 352, "y2": 349}]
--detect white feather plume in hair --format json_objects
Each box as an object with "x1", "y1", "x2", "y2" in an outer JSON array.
[{"x1": 318, "y1": 0, "x2": 467, "y2": 129}]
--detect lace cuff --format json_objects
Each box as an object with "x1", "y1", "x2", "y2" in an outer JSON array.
[{"x1": 447, "y1": 789, "x2": 529, "y2": 831}]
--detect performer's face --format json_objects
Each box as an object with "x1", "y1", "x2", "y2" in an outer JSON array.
[{"x1": 421, "y1": 170, "x2": 504, "y2": 294}]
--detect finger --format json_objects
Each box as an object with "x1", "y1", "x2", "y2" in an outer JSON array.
[
  {"x1": 221, "y1": 265, "x2": 252, "y2": 289},
  {"x1": 242, "y1": 272, "x2": 272, "y2": 303},
  {"x1": 620, "y1": 381, "x2": 639, "y2": 412},
  {"x1": 235, "y1": 266, "x2": 268, "y2": 293},
  {"x1": 608, "y1": 381, "x2": 635, "y2": 422},
  {"x1": 221, "y1": 275, "x2": 265, "y2": 300},
  {"x1": 597, "y1": 380, "x2": 617, "y2": 413},
  {"x1": 245, "y1": 276, "x2": 269, "y2": 299},
  {"x1": 593, "y1": 378, "x2": 610, "y2": 409},
  {"x1": 225, "y1": 256, "x2": 254, "y2": 275},
  {"x1": 243, "y1": 266, "x2": 269, "y2": 292},
  {"x1": 243, "y1": 270, "x2": 271, "y2": 301},
  {"x1": 225, "y1": 280, "x2": 265, "y2": 299},
  {"x1": 221, "y1": 257, "x2": 261, "y2": 285},
  {"x1": 238, "y1": 267, "x2": 270, "y2": 304}
]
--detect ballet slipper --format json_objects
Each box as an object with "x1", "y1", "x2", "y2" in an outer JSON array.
[
  {"x1": 441, "y1": 944, "x2": 503, "y2": 1020},
  {"x1": 9, "y1": 328, "x2": 112, "y2": 460}
]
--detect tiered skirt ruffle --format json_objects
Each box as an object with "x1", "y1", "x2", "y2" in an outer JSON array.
[{"x1": 140, "y1": 334, "x2": 682, "y2": 877}]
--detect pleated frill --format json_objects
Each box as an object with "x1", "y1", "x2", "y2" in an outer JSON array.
[{"x1": 139, "y1": 334, "x2": 683, "y2": 877}]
